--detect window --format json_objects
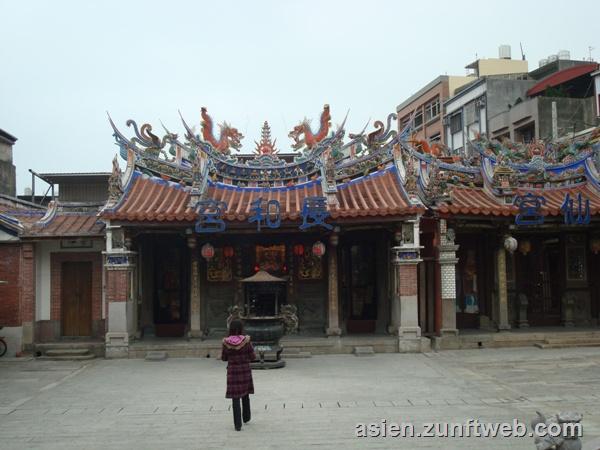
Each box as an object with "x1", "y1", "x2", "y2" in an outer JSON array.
[
  {"x1": 414, "y1": 110, "x2": 423, "y2": 128},
  {"x1": 429, "y1": 133, "x2": 441, "y2": 142},
  {"x1": 450, "y1": 113, "x2": 462, "y2": 134},
  {"x1": 425, "y1": 98, "x2": 440, "y2": 122},
  {"x1": 400, "y1": 115, "x2": 411, "y2": 130}
]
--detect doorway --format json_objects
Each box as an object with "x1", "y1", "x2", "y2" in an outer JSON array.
[
  {"x1": 516, "y1": 237, "x2": 562, "y2": 326},
  {"x1": 341, "y1": 238, "x2": 378, "y2": 333},
  {"x1": 61, "y1": 261, "x2": 93, "y2": 336}
]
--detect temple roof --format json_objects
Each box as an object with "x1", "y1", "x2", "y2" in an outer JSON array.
[
  {"x1": 101, "y1": 165, "x2": 422, "y2": 224},
  {"x1": 105, "y1": 105, "x2": 600, "y2": 225},
  {"x1": 436, "y1": 184, "x2": 600, "y2": 217}
]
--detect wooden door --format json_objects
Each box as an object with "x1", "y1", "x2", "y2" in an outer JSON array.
[
  {"x1": 518, "y1": 238, "x2": 562, "y2": 326},
  {"x1": 61, "y1": 261, "x2": 92, "y2": 336}
]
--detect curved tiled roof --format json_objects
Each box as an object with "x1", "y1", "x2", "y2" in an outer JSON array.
[
  {"x1": 436, "y1": 183, "x2": 600, "y2": 217},
  {"x1": 101, "y1": 166, "x2": 422, "y2": 224}
]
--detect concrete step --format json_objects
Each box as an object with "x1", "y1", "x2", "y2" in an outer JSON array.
[
  {"x1": 281, "y1": 348, "x2": 312, "y2": 358},
  {"x1": 46, "y1": 349, "x2": 90, "y2": 357},
  {"x1": 536, "y1": 340, "x2": 600, "y2": 349},
  {"x1": 353, "y1": 346, "x2": 374, "y2": 356},
  {"x1": 38, "y1": 354, "x2": 96, "y2": 361},
  {"x1": 145, "y1": 351, "x2": 168, "y2": 361}
]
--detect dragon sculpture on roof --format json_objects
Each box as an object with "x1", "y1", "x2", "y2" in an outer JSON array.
[
  {"x1": 288, "y1": 104, "x2": 331, "y2": 151},
  {"x1": 200, "y1": 107, "x2": 244, "y2": 155}
]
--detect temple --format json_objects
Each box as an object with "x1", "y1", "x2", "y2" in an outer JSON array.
[{"x1": 3, "y1": 106, "x2": 600, "y2": 357}]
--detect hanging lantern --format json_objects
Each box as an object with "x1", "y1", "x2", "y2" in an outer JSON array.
[
  {"x1": 312, "y1": 241, "x2": 326, "y2": 258},
  {"x1": 223, "y1": 246, "x2": 234, "y2": 258},
  {"x1": 503, "y1": 235, "x2": 518, "y2": 254},
  {"x1": 590, "y1": 237, "x2": 600, "y2": 255},
  {"x1": 201, "y1": 243, "x2": 215, "y2": 260},
  {"x1": 293, "y1": 244, "x2": 304, "y2": 256},
  {"x1": 518, "y1": 240, "x2": 532, "y2": 256}
]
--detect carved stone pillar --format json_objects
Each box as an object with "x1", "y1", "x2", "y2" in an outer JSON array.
[
  {"x1": 104, "y1": 225, "x2": 137, "y2": 358},
  {"x1": 496, "y1": 247, "x2": 511, "y2": 331},
  {"x1": 188, "y1": 236, "x2": 202, "y2": 338},
  {"x1": 389, "y1": 220, "x2": 423, "y2": 352},
  {"x1": 438, "y1": 220, "x2": 459, "y2": 336},
  {"x1": 325, "y1": 234, "x2": 341, "y2": 336}
]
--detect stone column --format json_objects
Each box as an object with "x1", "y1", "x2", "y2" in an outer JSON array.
[
  {"x1": 20, "y1": 243, "x2": 35, "y2": 350},
  {"x1": 389, "y1": 221, "x2": 423, "y2": 352},
  {"x1": 438, "y1": 220, "x2": 459, "y2": 337},
  {"x1": 188, "y1": 236, "x2": 202, "y2": 338},
  {"x1": 496, "y1": 247, "x2": 511, "y2": 331},
  {"x1": 325, "y1": 235, "x2": 341, "y2": 336},
  {"x1": 104, "y1": 247, "x2": 137, "y2": 358}
]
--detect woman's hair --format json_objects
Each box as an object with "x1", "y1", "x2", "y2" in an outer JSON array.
[{"x1": 228, "y1": 319, "x2": 244, "y2": 336}]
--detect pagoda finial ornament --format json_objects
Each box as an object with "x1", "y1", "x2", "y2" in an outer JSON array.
[
  {"x1": 288, "y1": 104, "x2": 331, "y2": 151},
  {"x1": 254, "y1": 121, "x2": 278, "y2": 155},
  {"x1": 200, "y1": 107, "x2": 244, "y2": 155}
]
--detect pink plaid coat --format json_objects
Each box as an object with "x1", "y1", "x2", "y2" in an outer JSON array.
[{"x1": 221, "y1": 335, "x2": 256, "y2": 399}]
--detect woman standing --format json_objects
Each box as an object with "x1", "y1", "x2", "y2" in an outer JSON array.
[{"x1": 221, "y1": 319, "x2": 256, "y2": 431}]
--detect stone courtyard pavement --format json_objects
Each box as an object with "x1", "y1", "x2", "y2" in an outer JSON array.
[{"x1": 1, "y1": 347, "x2": 600, "y2": 449}]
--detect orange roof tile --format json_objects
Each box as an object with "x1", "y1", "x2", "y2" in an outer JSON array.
[
  {"x1": 102, "y1": 167, "x2": 422, "y2": 224},
  {"x1": 437, "y1": 183, "x2": 600, "y2": 217},
  {"x1": 26, "y1": 213, "x2": 104, "y2": 237}
]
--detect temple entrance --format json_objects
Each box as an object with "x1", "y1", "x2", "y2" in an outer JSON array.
[
  {"x1": 61, "y1": 261, "x2": 92, "y2": 337},
  {"x1": 515, "y1": 236, "x2": 562, "y2": 326},
  {"x1": 152, "y1": 235, "x2": 189, "y2": 337},
  {"x1": 341, "y1": 237, "x2": 378, "y2": 333}
]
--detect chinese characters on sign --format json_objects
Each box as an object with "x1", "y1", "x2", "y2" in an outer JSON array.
[
  {"x1": 195, "y1": 195, "x2": 332, "y2": 232},
  {"x1": 300, "y1": 196, "x2": 333, "y2": 230},
  {"x1": 561, "y1": 193, "x2": 590, "y2": 225},
  {"x1": 514, "y1": 193, "x2": 545, "y2": 226},
  {"x1": 195, "y1": 199, "x2": 227, "y2": 233},
  {"x1": 249, "y1": 198, "x2": 281, "y2": 231}
]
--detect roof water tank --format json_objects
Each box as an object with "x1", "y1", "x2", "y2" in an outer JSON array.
[
  {"x1": 547, "y1": 54, "x2": 559, "y2": 63},
  {"x1": 558, "y1": 50, "x2": 571, "y2": 60},
  {"x1": 539, "y1": 58, "x2": 548, "y2": 67},
  {"x1": 499, "y1": 45, "x2": 511, "y2": 59}
]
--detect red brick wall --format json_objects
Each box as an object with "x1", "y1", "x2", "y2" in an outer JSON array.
[
  {"x1": 106, "y1": 270, "x2": 129, "y2": 303},
  {"x1": 0, "y1": 244, "x2": 22, "y2": 326},
  {"x1": 20, "y1": 243, "x2": 35, "y2": 324},
  {"x1": 50, "y1": 252, "x2": 103, "y2": 323},
  {"x1": 398, "y1": 264, "x2": 418, "y2": 297}
]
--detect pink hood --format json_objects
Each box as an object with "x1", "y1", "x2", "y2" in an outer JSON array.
[{"x1": 223, "y1": 334, "x2": 250, "y2": 349}]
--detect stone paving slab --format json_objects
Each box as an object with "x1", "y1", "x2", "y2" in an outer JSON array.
[{"x1": 1, "y1": 348, "x2": 600, "y2": 448}]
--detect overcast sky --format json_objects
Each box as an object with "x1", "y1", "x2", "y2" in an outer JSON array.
[{"x1": 0, "y1": 0, "x2": 597, "y2": 194}]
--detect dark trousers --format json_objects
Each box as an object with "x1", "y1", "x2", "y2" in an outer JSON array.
[{"x1": 232, "y1": 395, "x2": 251, "y2": 429}]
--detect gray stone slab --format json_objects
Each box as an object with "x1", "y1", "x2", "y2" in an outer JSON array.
[
  {"x1": 353, "y1": 346, "x2": 374, "y2": 356},
  {"x1": 145, "y1": 351, "x2": 168, "y2": 361}
]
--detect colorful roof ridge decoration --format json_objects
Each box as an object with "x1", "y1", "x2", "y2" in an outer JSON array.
[
  {"x1": 403, "y1": 126, "x2": 600, "y2": 218},
  {"x1": 107, "y1": 105, "x2": 406, "y2": 189}
]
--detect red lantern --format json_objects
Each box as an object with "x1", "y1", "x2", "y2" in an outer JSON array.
[
  {"x1": 293, "y1": 244, "x2": 304, "y2": 256},
  {"x1": 201, "y1": 243, "x2": 215, "y2": 260},
  {"x1": 223, "y1": 246, "x2": 234, "y2": 258},
  {"x1": 312, "y1": 241, "x2": 326, "y2": 258}
]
